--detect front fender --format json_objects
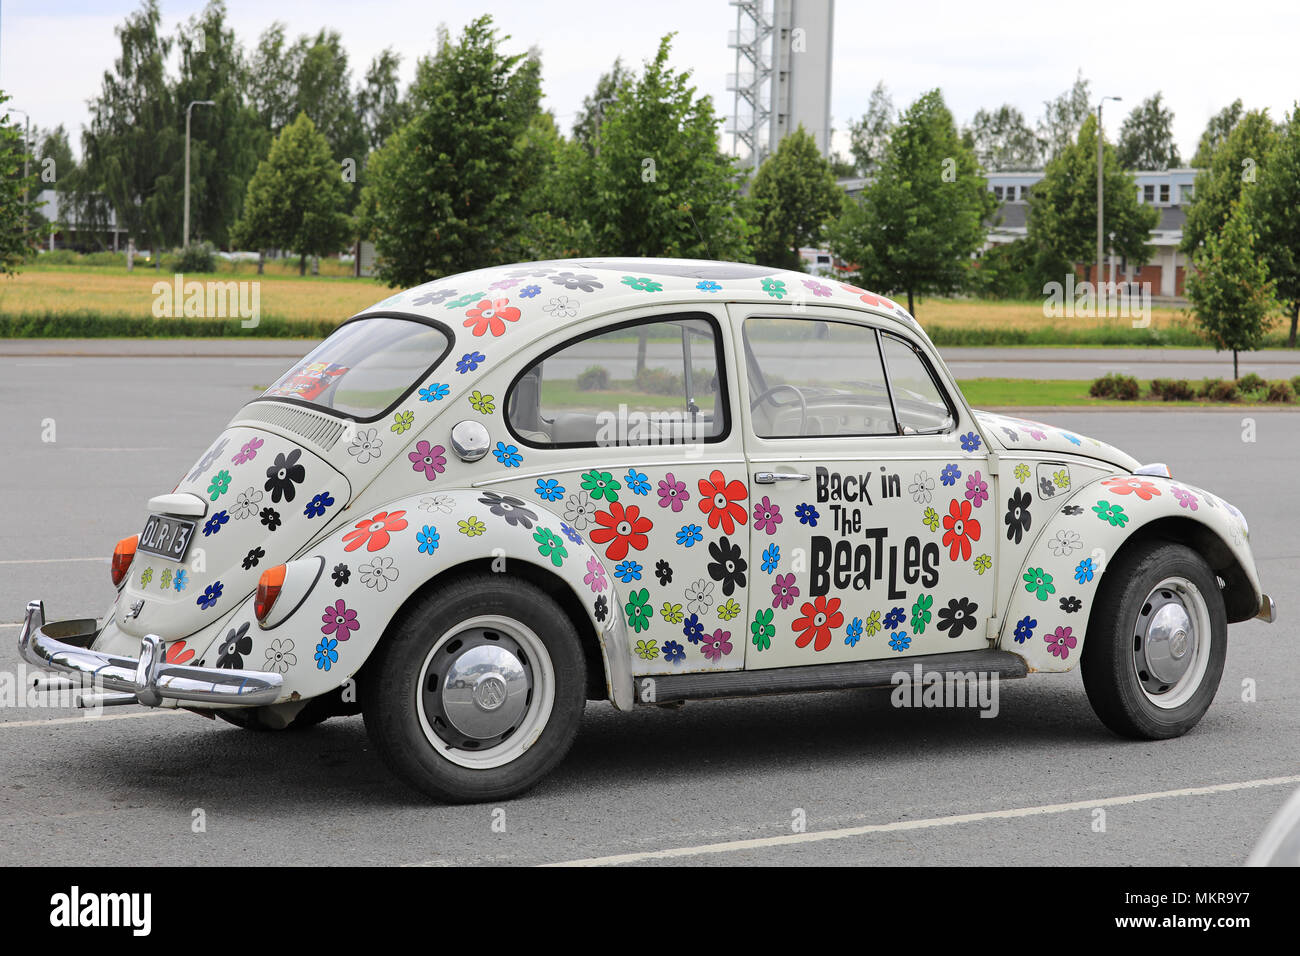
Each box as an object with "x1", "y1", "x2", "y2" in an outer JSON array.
[
  {"x1": 996, "y1": 474, "x2": 1261, "y2": 672},
  {"x1": 194, "y1": 490, "x2": 635, "y2": 710}
]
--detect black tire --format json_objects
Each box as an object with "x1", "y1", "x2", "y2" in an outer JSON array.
[
  {"x1": 361, "y1": 574, "x2": 586, "y2": 803},
  {"x1": 1081, "y1": 540, "x2": 1227, "y2": 739}
]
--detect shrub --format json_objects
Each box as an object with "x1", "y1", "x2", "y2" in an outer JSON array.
[
  {"x1": 36, "y1": 248, "x2": 81, "y2": 264},
  {"x1": 1148, "y1": 378, "x2": 1166, "y2": 398},
  {"x1": 174, "y1": 241, "x2": 216, "y2": 274},
  {"x1": 1160, "y1": 379, "x2": 1195, "y2": 401},
  {"x1": 576, "y1": 365, "x2": 609, "y2": 391},
  {"x1": 1090, "y1": 373, "x2": 1139, "y2": 400},
  {"x1": 1265, "y1": 380, "x2": 1296, "y2": 403},
  {"x1": 1237, "y1": 372, "x2": 1266, "y2": 393},
  {"x1": 1207, "y1": 380, "x2": 1239, "y2": 402},
  {"x1": 1291, "y1": 374, "x2": 1300, "y2": 396},
  {"x1": 1198, "y1": 378, "x2": 1223, "y2": 398},
  {"x1": 635, "y1": 366, "x2": 682, "y2": 395}
]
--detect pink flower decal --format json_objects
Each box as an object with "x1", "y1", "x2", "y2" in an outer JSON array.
[
  {"x1": 584, "y1": 555, "x2": 607, "y2": 593},
  {"x1": 772, "y1": 573, "x2": 799, "y2": 610},
  {"x1": 231, "y1": 437, "x2": 264, "y2": 465},
  {"x1": 1027, "y1": 428, "x2": 1046, "y2": 441},
  {"x1": 657, "y1": 473, "x2": 690, "y2": 512},
  {"x1": 752, "y1": 496, "x2": 783, "y2": 534},
  {"x1": 1171, "y1": 486, "x2": 1198, "y2": 510},
  {"x1": 408, "y1": 441, "x2": 447, "y2": 481},
  {"x1": 1045, "y1": 626, "x2": 1076, "y2": 659},
  {"x1": 701, "y1": 629, "x2": 733, "y2": 662},
  {"x1": 964, "y1": 470, "x2": 989, "y2": 508},
  {"x1": 321, "y1": 599, "x2": 359, "y2": 640}
]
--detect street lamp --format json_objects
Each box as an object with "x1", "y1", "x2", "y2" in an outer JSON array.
[
  {"x1": 1096, "y1": 95, "x2": 1121, "y2": 288},
  {"x1": 7, "y1": 107, "x2": 30, "y2": 235},
  {"x1": 184, "y1": 100, "x2": 215, "y2": 249}
]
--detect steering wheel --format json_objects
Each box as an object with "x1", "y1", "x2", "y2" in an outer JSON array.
[{"x1": 750, "y1": 384, "x2": 808, "y2": 436}]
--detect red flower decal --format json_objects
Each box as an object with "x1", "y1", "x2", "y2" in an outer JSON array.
[
  {"x1": 941, "y1": 498, "x2": 981, "y2": 561},
  {"x1": 342, "y1": 510, "x2": 409, "y2": 553},
  {"x1": 164, "y1": 640, "x2": 194, "y2": 665},
  {"x1": 463, "y1": 298, "x2": 521, "y2": 337},
  {"x1": 793, "y1": 594, "x2": 844, "y2": 652},
  {"x1": 1101, "y1": 476, "x2": 1161, "y2": 500},
  {"x1": 697, "y1": 469, "x2": 748, "y2": 535},
  {"x1": 588, "y1": 501, "x2": 653, "y2": 561}
]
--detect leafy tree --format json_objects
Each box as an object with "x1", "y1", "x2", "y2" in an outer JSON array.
[
  {"x1": 1025, "y1": 113, "x2": 1158, "y2": 283},
  {"x1": 1186, "y1": 199, "x2": 1276, "y2": 377},
  {"x1": 359, "y1": 16, "x2": 542, "y2": 285},
  {"x1": 511, "y1": 111, "x2": 597, "y2": 260},
  {"x1": 1180, "y1": 110, "x2": 1276, "y2": 258},
  {"x1": 750, "y1": 125, "x2": 843, "y2": 270},
  {"x1": 231, "y1": 113, "x2": 350, "y2": 274},
  {"x1": 580, "y1": 34, "x2": 751, "y2": 261},
  {"x1": 1038, "y1": 71, "x2": 1091, "y2": 161},
  {"x1": 966, "y1": 104, "x2": 1041, "y2": 171},
  {"x1": 572, "y1": 59, "x2": 630, "y2": 153},
  {"x1": 1243, "y1": 106, "x2": 1300, "y2": 346},
  {"x1": 1191, "y1": 99, "x2": 1243, "y2": 168},
  {"x1": 1116, "y1": 93, "x2": 1180, "y2": 170},
  {"x1": 291, "y1": 30, "x2": 366, "y2": 170},
  {"x1": 246, "y1": 22, "x2": 298, "y2": 133},
  {"x1": 847, "y1": 81, "x2": 893, "y2": 176},
  {"x1": 830, "y1": 89, "x2": 993, "y2": 314},
  {"x1": 827, "y1": 152, "x2": 857, "y2": 178},
  {"x1": 357, "y1": 48, "x2": 410, "y2": 153},
  {"x1": 0, "y1": 93, "x2": 40, "y2": 271}
]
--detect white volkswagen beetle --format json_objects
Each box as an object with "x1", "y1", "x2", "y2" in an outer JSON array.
[{"x1": 20, "y1": 258, "x2": 1277, "y2": 802}]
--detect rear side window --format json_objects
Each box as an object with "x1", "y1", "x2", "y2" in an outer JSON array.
[{"x1": 506, "y1": 315, "x2": 728, "y2": 448}]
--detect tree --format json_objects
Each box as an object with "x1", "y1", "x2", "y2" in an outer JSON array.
[
  {"x1": 966, "y1": 104, "x2": 1041, "y2": 171},
  {"x1": 357, "y1": 48, "x2": 410, "y2": 153},
  {"x1": 572, "y1": 59, "x2": 630, "y2": 153},
  {"x1": 1243, "y1": 106, "x2": 1300, "y2": 346},
  {"x1": 1191, "y1": 99, "x2": 1244, "y2": 168},
  {"x1": 830, "y1": 89, "x2": 994, "y2": 314},
  {"x1": 0, "y1": 93, "x2": 40, "y2": 271},
  {"x1": 750, "y1": 125, "x2": 843, "y2": 270},
  {"x1": 847, "y1": 81, "x2": 893, "y2": 176},
  {"x1": 358, "y1": 16, "x2": 542, "y2": 286},
  {"x1": 579, "y1": 34, "x2": 751, "y2": 261},
  {"x1": 290, "y1": 30, "x2": 366, "y2": 170},
  {"x1": 246, "y1": 22, "x2": 298, "y2": 133},
  {"x1": 1116, "y1": 93, "x2": 1180, "y2": 170},
  {"x1": 1038, "y1": 71, "x2": 1091, "y2": 161},
  {"x1": 1186, "y1": 200, "x2": 1276, "y2": 377},
  {"x1": 1025, "y1": 113, "x2": 1158, "y2": 283},
  {"x1": 1180, "y1": 110, "x2": 1276, "y2": 258},
  {"x1": 231, "y1": 113, "x2": 350, "y2": 274},
  {"x1": 511, "y1": 110, "x2": 597, "y2": 260}
]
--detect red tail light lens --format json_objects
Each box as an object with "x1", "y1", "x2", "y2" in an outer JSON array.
[
  {"x1": 255, "y1": 565, "x2": 287, "y2": 623},
  {"x1": 111, "y1": 535, "x2": 138, "y2": 587}
]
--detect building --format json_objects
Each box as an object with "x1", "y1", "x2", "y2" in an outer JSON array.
[{"x1": 34, "y1": 188, "x2": 127, "y2": 251}]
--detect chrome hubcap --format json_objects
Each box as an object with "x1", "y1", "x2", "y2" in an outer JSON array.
[{"x1": 1132, "y1": 577, "x2": 1210, "y2": 709}]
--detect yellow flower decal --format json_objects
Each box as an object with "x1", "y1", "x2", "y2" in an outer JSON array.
[
  {"x1": 660, "y1": 602, "x2": 684, "y2": 624},
  {"x1": 718, "y1": 598, "x2": 741, "y2": 621},
  {"x1": 635, "y1": 639, "x2": 659, "y2": 660},
  {"x1": 865, "y1": 609, "x2": 882, "y2": 636},
  {"x1": 457, "y1": 516, "x2": 486, "y2": 537},
  {"x1": 469, "y1": 390, "x2": 495, "y2": 415},
  {"x1": 974, "y1": 554, "x2": 992, "y2": 575},
  {"x1": 1014, "y1": 463, "x2": 1030, "y2": 483},
  {"x1": 922, "y1": 506, "x2": 939, "y2": 531},
  {"x1": 391, "y1": 410, "x2": 414, "y2": 434},
  {"x1": 1053, "y1": 469, "x2": 1070, "y2": 489}
]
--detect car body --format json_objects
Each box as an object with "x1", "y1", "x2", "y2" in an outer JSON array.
[{"x1": 20, "y1": 257, "x2": 1278, "y2": 801}]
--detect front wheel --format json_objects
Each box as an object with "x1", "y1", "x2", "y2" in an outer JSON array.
[
  {"x1": 1081, "y1": 540, "x2": 1227, "y2": 739},
  {"x1": 362, "y1": 574, "x2": 586, "y2": 802}
]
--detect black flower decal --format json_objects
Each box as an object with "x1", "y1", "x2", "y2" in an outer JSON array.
[
  {"x1": 242, "y1": 547, "x2": 265, "y2": 570},
  {"x1": 1004, "y1": 487, "x2": 1032, "y2": 543},
  {"x1": 332, "y1": 563, "x2": 350, "y2": 586},
  {"x1": 260, "y1": 507, "x2": 282, "y2": 530},
  {"x1": 1000, "y1": 425, "x2": 1019, "y2": 442},
  {"x1": 549, "y1": 271, "x2": 602, "y2": 292},
  {"x1": 1039, "y1": 476, "x2": 1056, "y2": 498},
  {"x1": 1060, "y1": 595, "x2": 1082, "y2": 613},
  {"x1": 1061, "y1": 505, "x2": 1083, "y2": 516},
  {"x1": 706, "y1": 536, "x2": 747, "y2": 596},
  {"x1": 937, "y1": 597, "x2": 980, "y2": 638},
  {"x1": 411, "y1": 287, "x2": 457, "y2": 306},
  {"x1": 264, "y1": 449, "x2": 306, "y2": 503},
  {"x1": 655, "y1": 559, "x2": 673, "y2": 587},
  {"x1": 216, "y1": 622, "x2": 252, "y2": 669},
  {"x1": 593, "y1": 594, "x2": 608, "y2": 622},
  {"x1": 477, "y1": 492, "x2": 537, "y2": 529}
]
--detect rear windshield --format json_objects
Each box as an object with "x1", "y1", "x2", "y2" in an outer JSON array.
[{"x1": 263, "y1": 316, "x2": 451, "y2": 420}]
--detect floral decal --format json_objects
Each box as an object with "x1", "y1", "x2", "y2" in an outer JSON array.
[
  {"x1": 581, "y1": 469, "x2": 621, "y2": 502},
  {"x1": 1092, "y1": 500, "x2": 1130, "y2": 528},
  {"x1": 1013, "y1": 616, "x2": 1036, "y2": 644},
  {"x1": 343, "y1": 510, "x2": 409, "y2": 553},
  {"x1": 321, "y1": 600, "x2": 359, "y2": 640},
  {"x1": 206, "y1": 469, "x2": 232, "y2": 501},
  {"x1": 941, "y1": 498, "x2": 981, "y2": 561},
  {"x1": 772, "y1": 573, "x2": 799, "y2": 610},
  {"x1": 533, "y1": 527, "x2": 568, "y2": 567},
  {"x1": 215, "y1": 622, "x2": 251, "y2": 669},
  {"x1": 315, "y1": 636, "x2": 339, "y2": 671},
  {"x1": 750, "y1": 609, "x2": 775, "y2": 650},
  {"x1": 625, "y1": 588, "x2": 654, "y2": 632},
  {"x1": 1045, "y1": 626, "x2": 1076, "y2": 659},
  {"x1": 264, "y1": 449, "x2": 306, "y2": 503},
  {"x1": 793, "y1": 595, "x2": 843, "y2": 652},
  {"x1": 479, "y1": 492, "x2": 536, "y2": 528},
  {"x1": 1102, "y1": 476, "x2": 1161, "y2": 500},
  {"x1": 348, "y1": 428, "x2": 383, "y2": 463},
  {"x1": 359, "y1": 556, "x2": 399, "y2": 591},
  {"x1": 589, "y1": 501, "x2": 652, "y2": 560},
  {"x1": 1004, "y1": 488, "x2": 1032, "y2": 543},
  {"x1": 706, "y1": 536, "x2": 747, "y2": 596},
  {"x1": 910, "y1": 594, "x2": 933, "y2": 634},
  {"x1": 752, "y1": 496, "x2": 783, "y2": 534},
  {"x1": 409, "y1": 441, "x2": 447, "y2": 481},
  {"x1": 697, "y1": 470, "x2": 747, "y2": 534},
  {"x1": 416, "y1": 525, "x2": 441, "y2": 555},
  {"x1": 231, "y1": 437, "x2": 263, "y2": 465},
  {"x1": 656, "y1": 473, "x2": 689, "y2": 511},
  {"x1": 1023, "y1": 567, "x2": 1056, "y2": 601},
  {"x1": 464, "y1": 297, "x2": 522, "y2": 337},
  {"x1": 937, "y1": 597, "x2": 979, "y2": 638}
]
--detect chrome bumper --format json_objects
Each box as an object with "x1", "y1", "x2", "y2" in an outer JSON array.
[
  {"x1": 18, "y1": 600, "x2": 283, "y2": 707},
  {"x1": 1258, "y1": 593, "x2": 1278, "y2": 624}
]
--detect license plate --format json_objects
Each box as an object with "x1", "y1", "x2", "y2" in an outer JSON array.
[{"x1": 138, "y1": 514, "x2": 196, "y2": 563}]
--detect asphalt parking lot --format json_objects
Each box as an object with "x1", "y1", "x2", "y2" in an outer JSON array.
[{"x1": 1, "y1": 345, "x2": 1296, "y2": 866}]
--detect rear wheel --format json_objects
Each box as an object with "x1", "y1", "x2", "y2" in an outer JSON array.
[
  {"x1": 362, "y1": 574, "x2": 586, "y2": 802},
  {"x1": 1081, "y1": 540, "x2": 1227, "y2": 739}
]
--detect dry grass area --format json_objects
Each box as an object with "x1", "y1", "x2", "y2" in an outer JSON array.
[{"x1": 916, "y1": 297, "x2": 1190, "y2": 330}]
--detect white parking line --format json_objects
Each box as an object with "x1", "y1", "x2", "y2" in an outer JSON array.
[
  {"x1": 542, "y1": 774, "x2": 1300, "y2": 867},
  {"x1": 0, "y1": 557, "x2": 107, "y2": 565},
  {"x1": 0, "y1": 711, "x2": 178, "y2": 729}
]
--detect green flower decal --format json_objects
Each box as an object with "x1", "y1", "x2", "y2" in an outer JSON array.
[
  {"x1": 1023, "y1": 567, "x2": 1056, "y2": 600},
  {"x1": 391, "y1": 410, "x2": 414, "y2": 434},
  {"x1": 159, "y1": 568, "x2": 172, "y2": 590},
  {"x1": 750, "y1": 608, "x2": 775, "y2": 651},
  {"x1": 635, "y1": 639, "x2": 659, "y2": 661},
  {"x1": 445, "y1": 291, "x2": 485, "y2": 309},
  {"x1": 922, "y1": 506, "x2": 939, "y2": 531},
  {"x1": 761, "y1": 277, "x2": 787, "y2": 299},
  {"x1": 580, "y1": 469, "x2": 620, "y2": 502},
  {"x1": 458, "y1": 516, "x2": 486, "y2": 537},
  {"x1": 533, "y1": 527, "x2": 567, "y2": 567},
  {"x1": 865, "y1": 609, "x2": 882, "y2": 636},
  {"x1": 1014, "y1": 463, "x2": 1031, "y2": 483},
  {"x1": 718, "y1": 598, "x2": 741, "y2": 621},
  {"x1": 660, "y1": 602, "x2": 684, "y2": 625},
  {"x1": 625, "y1": 588, "x2": 654, "y2": 633},
  {"x1": 620, "y1": 275, "x2": 663, "y2": 293},
  {"x1": 911, "y1": 593, "x2": 933, "y2": 633},
  {"x1": 1053, "y1": 469, "x2": 1070, "y2": 489},
  {"x1": 974, "y1": 554, "x2": 992, "y2": 575},
  {"x1": 207, "y1": 469, "x2": 231, "y2": 501},
  {"x1": 1092, "y1": 500, "x2": 1129, "y2": 527},
  {"x1": 140, "y1": 567, "x2": 153, "y2": 586},
  {"x1": 469, "y1": 391, "x2": 495, "y2": 415}
]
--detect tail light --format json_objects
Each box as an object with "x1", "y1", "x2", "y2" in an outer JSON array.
[
  {"x1": 255, "y1": 565, "x2": 287, "y2": 623},
  {"x1": 111, "y1": 535, "x2": 138, "y2": 587}
]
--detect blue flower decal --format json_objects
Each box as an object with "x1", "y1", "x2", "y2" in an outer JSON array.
[
  {"x1": 455, "y1": 351, "x2": 486, "y2": 374},
  {"x1": 173, "y1": 568, "x2": 188, "y2": 591},
  {"x1": 795, "y1": 502, "x2": 819, "y2": 526},
  {"x1": 196, "y1": 581, "x2": 223, "y2": 610},
  {"x1": 304, "y1": 492, "x2": 334, "y2": 518},
  {"x1": 417, "y1": 525, "x2": 440, "y2": 555},
  {"x1": 883, "y1": 607, "x2": 905, "y2": 629},
  {"x1": 960, "y1": 431, "x2": 982, "y2": 452},
  {"x1": 663, "y1": 640, "x2": 686, "y2": 664},
  {"x1": 519, "y1": 284, "x2": 541, "y2": 298},
  {"x1": 682, "y1": 614, "x2": 705, "y2": 644},
  {"x1": 696, "y1": 280, "x2": 722, "y2": 293},
  {"x1": 625, "y1": 469, "x2": 650, "y2": 495},
  {"x1": 202, "y1": 511, "x2": 229, "y2": 537},
  {"x1": 1074, "y1": 558, "x2": 1095, "y2": 584},
  {"x1": 535, "y1": 478, "x2": 565, "y2": 501},
  {"x1": 419, "y1": 383, "x2": 450, "y2": 402},
  {"x1": 1061, "y1": 431, "x2": 1082, "y2": 446},
  {"x1": 560, "y1": 522, "x2": 583, "y2": 544},
  {"x1": 940, "y1": 463, "x2": 961, "y2": 486},
  {"x1": 1013, "y1": 615, "x2": 1036, "y2": 644},
  {"x1": 761, "y1": 542, "x2": 780, "y2": 574},
  {"x1": 846, "y1": 617, "x2": 864, "y2": 647},
  {"x1": 676, "y1": 523, "x2": 703, "y2": 547},
  {"x1": 492, "y1": 442, "x2": 522, "y2": 467},
  {"x1": 889, "y1": 631, "x2": 912, "y2": 652},
  {"x1": 614, "y1": 560, "x2": 643, "y2": 583},
  {"x1": 315, "y1": 636, "x2": 339, "y2": 671}
]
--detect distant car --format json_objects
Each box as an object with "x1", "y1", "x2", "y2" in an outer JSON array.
[{"x1": 20, "y1": 258, "x2": 1277, "y2": 802}]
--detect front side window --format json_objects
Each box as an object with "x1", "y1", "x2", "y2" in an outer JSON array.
[
  {"x1": 262, "y1": 316, "x2": 451, "y2": 420},
  {"x1": 880, "y1": 333, "x2": 955, "y2": 433},
  {"x1": 507, "y1": 315, "x2": 727, "y2": 448}
]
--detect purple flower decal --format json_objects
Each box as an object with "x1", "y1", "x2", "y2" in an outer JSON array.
[
  {"x1": 964, "y1": 470, "x2": 989, "y2": 508},
  {"x1": 657, "y1": 472, "x2": 690, "y2": 512}
]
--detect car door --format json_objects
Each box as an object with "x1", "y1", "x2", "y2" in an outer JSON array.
[{"x1": 731, "y1": 304, "x2": 996, "y2": 668}]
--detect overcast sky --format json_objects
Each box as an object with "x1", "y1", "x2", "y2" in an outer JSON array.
[{"x1": 3, "y1": 0, "x2": 1297, "y2": 163}]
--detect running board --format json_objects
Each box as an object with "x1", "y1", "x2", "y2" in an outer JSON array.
[{"x1": 636, "y1": 650, "x2": 1029, "y2": 704}]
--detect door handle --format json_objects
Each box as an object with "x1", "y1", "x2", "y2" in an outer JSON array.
[{"x1": 754, "y1": 471, "x2": 811, "y2": 484}]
